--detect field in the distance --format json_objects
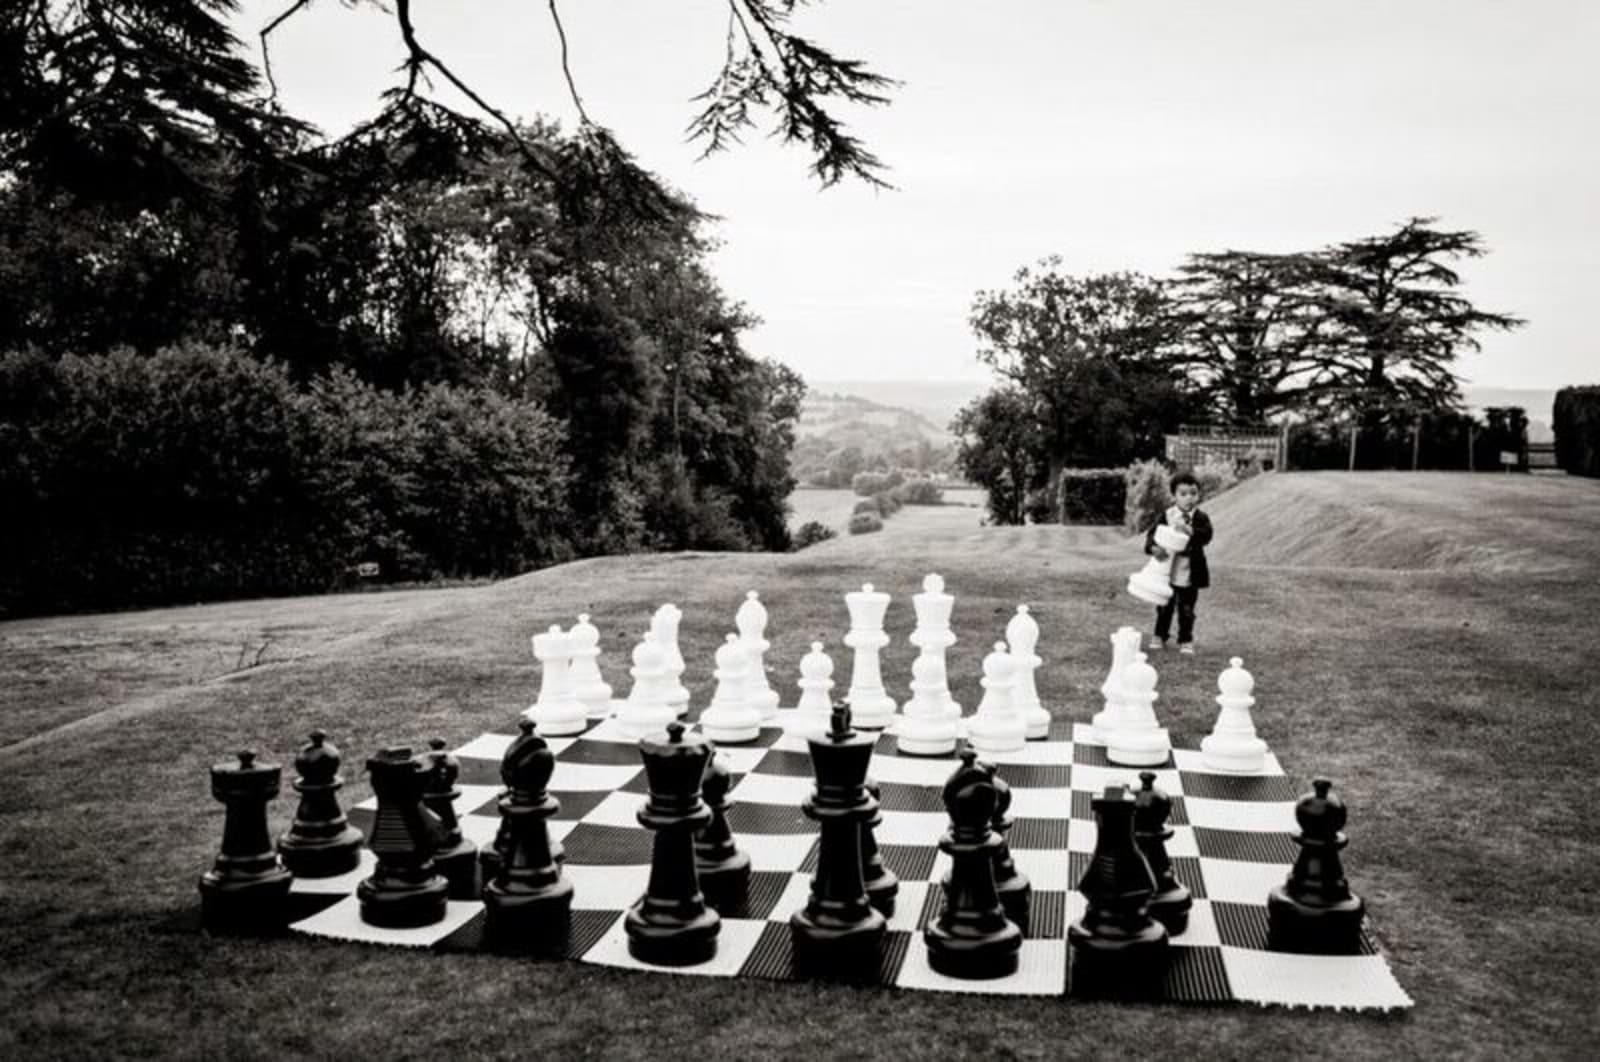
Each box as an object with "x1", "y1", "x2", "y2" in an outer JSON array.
[
  {"x1": 2, "y1": 472, "x2": 1597, "y2": 1060},
  {"x1": 787, "y1": 487, "x2": 987, "y2": 535}
]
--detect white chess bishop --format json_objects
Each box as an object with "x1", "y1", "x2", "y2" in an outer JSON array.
[
  {"x1": 650, "y1": 604, "x2": 691, "y2": 717},
  {"x1": 736, "y1": 590, "x2": 781, "y2": 722},
  {"x1": 615, "y1": 632, "x2": 678, "y2": 740},
  {"x1": 895, "y1": 653, "x2": 960, "y2": 756},
  {"x1": 843, "y1": 583, "x2": 896, "y2": 730},
  {"x1": 908, "y1": 573, "x2": 961, "y2": 720},
  {"x1": 525, "y1": 625, "x2": 588, "y2": 737},
  {"x1": 1090, "y1": 626, "x2": 1143, "y2": 743},
  {"x1": 568, "y1": 613, "x2": 614, "y2": 720},
  {"x1": 1128, "y1": 524, "x2": 1191, "y2": 605},
  {"x1": 965, "y1": 642, "x2": 1027, "y2": 754},
  {"x1": 789, "y1": 641, "x2": 835, "y2": 737},
  {"x1": 1201, "y1": 657, "x2": 1270, "y2": 773},
  {"x1": 1005, "y1": 604, "x2": 1051, "y2": 741},
  {"x1": 699, "y1": 634, "x2": 763, "y2": 744},
  {"x1": 1106, "y1": 652, "x2": 1172, "y2": 766}
]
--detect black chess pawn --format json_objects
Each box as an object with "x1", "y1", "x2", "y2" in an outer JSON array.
[
  {"x1": 860, "y1": 778, "x2": 899, "y2": 917},
  {"x1": 924, "y1": 748, "x2": 1023, "y2": 979},
  {"x1": 356, "y1": 746, "x2": 450, "y2": 929},
  {"x1": 790, "y1": 705, "x2": 887, "y2": 977},
  {"x1": 483, "y1": 719, "x2": 572, "y2": 956},
  {"x1": 1268, "y1": 778, "x2": 1367, "y2": 954},
  {"x1": 1068, "y1": 784, "x2": 1169, "y2": 999},
  {"x1": 277, "y1": 731, "x2": 365, "y2": 878},
  {"x1": 199, "y1": 749, "x2": 294, "y2": 934},
  {"x1": 695, "y1": 752, "x2": 752, "y2": 914},
  {"x1": 423, "y1": 737, "x2": 480, "y2": 900},
  {"x1": 989, "y1": 771, "x2": 1031, "y2": 929},
  {"x1": 1134, "y1": 771, "x2": 1191, "y2": 935},
  {"x1": 625, "y1": 721, "x2": 721, "y2": 966}
]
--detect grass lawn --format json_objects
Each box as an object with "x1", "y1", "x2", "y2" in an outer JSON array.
[{"x1": 2, "y1": 473, "x2": 1597, "y2": 1059}]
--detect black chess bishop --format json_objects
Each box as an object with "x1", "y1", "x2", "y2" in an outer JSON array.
[{"x1": 482, "y1": 719, "x2": 572, "y2": 955}]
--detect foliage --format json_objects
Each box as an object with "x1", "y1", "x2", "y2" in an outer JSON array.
[
  {"x1": 1123, "y1": 460, "x2": 1172, "y2": 535},
  {"x1": 852, "y1": 498, "x2": 881, "y2": 516},
  {"x1": 791, "y1": 520, "x2": 838, "y2": 550},
  {"x1": 1056, "y1": 470, "x2": 1128, "y2": 526},
  {"x1": 847, "y1": 511, "x2": 883, "y2": 535},
  {"x1": 892, "y1": 478, "x2": 944, "y2": 505},
  {"x1": 1553, "y1": 387, "x2": 1600, "y2": 477},
  {"x1": 872, "y1": 490, "x2": 902, "y2": 516},
  {"x1": 951, "y1": 386, "x2": 1048, "y2": 526},
  {"x1": 851, "y1": 471, "x2": 899, "y2": 496},
  {"x1": 1287, "y1": 405, "x2": 1529, "y2": 471}
]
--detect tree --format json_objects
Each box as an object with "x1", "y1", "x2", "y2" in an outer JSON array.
[
  {"x1": 951, "y1": 387, "x2": 1047, "y2": 526},
  {"x1": 970, "y1": 262, "x2": 1190, "y2": 474}
]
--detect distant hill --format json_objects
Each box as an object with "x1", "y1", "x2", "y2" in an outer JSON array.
[
  {"x1": 791, "y1": 388, "x2": 962, "y2": 483},
  {"x1": 806, "y1": 379, "x2": 987, "y2": 435}
]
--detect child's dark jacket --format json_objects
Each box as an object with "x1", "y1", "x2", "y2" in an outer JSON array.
[{"x1": 1143, "y1": 508, "x2": 1214, "y2": 589}]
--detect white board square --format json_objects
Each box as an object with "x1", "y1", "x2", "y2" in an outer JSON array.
[
  {"x1": 581, "y1": 915, "x2": 765, "y2": 977},
  {"x1": 1182, "y1": 797, "x2": 1297, "y2": 833},
  {"x1": 289, "y1": 849, "x2": 377, "y2": 894},
  {"x1": 1221, "y1": 947, "x2": 1414, "y2": 1010},
  {"x1": 290, "y1": 896, "x2": 480, "y2": 947},
  {"x1": 894, "y1": 938, "x2": 1067, "y2": 995},
  {"x1": 765, "y1": 874, "x2": 813, "y2": 922},
  {"x1": 451, "y1": 732, "x2": 516, "y2": 761},
  {"x1": 885, "y1": 880, "x2": 932, "y2": 933},
  {"x1": 549, "y1": 762, "x2": 645, "y2": 792},
  {"x1": 984, "y1": 741, "x2": 1074, "y2": 766},
  {"x1": 1197, "y1": 858, "x2": 1285, "y2": 905},
  {"x1": 1009, "y1": 848, "x2": 1072, "y2": 892},
  {"x1": 868, "y1": 753, "x2": 960, "y2": 787},
  {"x1": 1006, "y1": 786, "x2": 1074, "y2": 819},
  {"x1": 740, "y1": 833, "x2": 817, "y2": 873},
  {"x1": 1072, "y1": 763, "x2": 1184, "y2": 797},
  {"x1": 582, "y1": 790, "x2": 649, "y2": 829},
  {"x1": 1170, "y1": 898, "x2": 1220, "y2": 947},
  {"x1": 730, "y1": 772, "x2": 813, "y2": 806},
  {"x1": 564, "y1": 862, "x2": 648, "y2": 910},
  {"x1": 876, "y1": 810, "x2": 949, "y2": 847}
]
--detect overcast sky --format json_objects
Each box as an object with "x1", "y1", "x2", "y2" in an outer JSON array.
[{"x1": 239, "y1": 0, "x2": 1597, "y2": 389}]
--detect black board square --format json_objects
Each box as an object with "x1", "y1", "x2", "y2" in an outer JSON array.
[
  {"x1": 559, "y1": 739, "x2": 649, "y2": 766},
  {"x1": 1008, "y1": 816, "x2": 1071, "y2": 850},
  {"x1": 285, "y1": 891, "x2": 347, "y2": 925},
  {"x1": 1161, "y1": 944, "x2": 1233, "y2": 1003},
  {"x1": 347, "y1": 805, "x2": 374, "y2": 840},
  {"x1": 1048, "y1": 719, "x2": 1075, "y2": 740},
  {"x1": 1209, "y1": 900, "x2": 1376, "y2": 955},
  {"x1": 736, "y1": 922, "x2": 911, "y2": 987},
  {"x1": 1067, "y1": 851, "x2": 1091, "y2": 885},
  {"x1": 717, "y1": 871, "x2": 792, "y2": 920},
  {"x1": 726, "y1": 801, "x2": 816, "y2": 835},
  {"x1": 991, "y1": 763, "x2": 1072, "y2": 788},
  {"x1": 557, "y1": 822, "x2": 656, "y2": 865},
  {"x1": 456, "y1": 908, "x2": 620, "y2": 958},
  {"x1": 1070, "y1": 791, "x2": 1095, "y2": 821},
  {"x1": 1170, "y1": 856, "x2": 1208, "y2": 901},
  {"x1": 1193, "y1": 827, "x2": 1299, "y2": 864},
  {"x1": 878, "y1": 843, "x2": 939, "y2": 883},
  {"x1": 1073, "y1": 743, "x2": 1112, "y2": 767},
  {"x1": 748, "y1": 748, "x2": 814, "y2": 778},
  {"x1": 549, "y1": 790, "x2": 612, "y2": 821},
  {"x1": 617, "y1": 771, "x2": 652, "y2": 795},
  {"x1": 874, "y1": 781, "x2": 946, "y2": 813},
  {"x1": 457, "y1": 757, "x2": 503, "y2": 786},
  {"x1": 1178, "y1": 772, "x2": 1299, "y2": 802},
  {"x1": 1166, "y1": 796, "x2": 1190, "y2": 827},
  {"x1": 917, "y1": 883, "x2": 944, "y2": 930},
  {"x1": 434, "y1": 909, "x2": 487, "y2": 953},
  {"x1": 1027, "y1": 889, "x2": 1069, "y2": 940}
]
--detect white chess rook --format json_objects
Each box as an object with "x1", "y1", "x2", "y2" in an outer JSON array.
[
  {"x1": 1201, "y1": 656, "x2": 1270, "y2": 773},
  {"x1": 526, "y1": 625, "x2": 588, "y2": 737},
  {"x1": 844, "y1": 583, "x2": 896, "y2": 730},
  {"x1": 1106, "y1": 652, "x2": 1171, "y2": 766},
  {"x1": 615, "y1": 632, "x2": 679, "y2": 741},
  {"x1": 1128, "y1": 524, "x2": 1191, "y2": 606},
  {"x1": 1005, "y1": 604, "x2": 1050, "y2": 741},
  {"x1": 650, "y1": 604, "x2": 691, "y2": 718},
  {"x1": 568, "y1": 613, "x2": 614, "y2": 720},
  {"x1": 736, "y1": 590, "x2": 781, "y2": 722},
  {"x1": 790, "y1": 641, "x2": 835, "y2": 737},
  {"x1": 1090, "y1": 626, "x2": 1143, "y2": 743},
  {"x1": 700, "y1": 634, "x2": 763, "y2": 744},
  {"x1": 966, "y1": 642, "x2": 1027, "y2": 754},
  {"x1": 908, "y1": 573, "x2": 961, "y2": 720},
  {"x1": 895, "y1": 653, "x2": 960, "y2": 756}
]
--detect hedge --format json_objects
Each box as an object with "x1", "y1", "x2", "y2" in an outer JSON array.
[
  {"x1": 1056, "y1": 469, "x2": 1127, "y2": 525},
  {"x1": 847, "y1": 512, "x2": 883, "y2": 535},
  {"x1": 1554, "y1": 386, "x2": 1600, "y2": 478}
]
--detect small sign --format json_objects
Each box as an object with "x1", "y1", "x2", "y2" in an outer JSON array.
[
  {"x1": 1499, "y1": 451, "x2": 1518, "y2": 466},
  {"x1": 356, "y1": 561, "x2": 381, "y2": 579}
]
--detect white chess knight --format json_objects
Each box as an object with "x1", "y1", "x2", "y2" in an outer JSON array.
[
  {"x1": 525, "y1": 625, "x2": 588, "y2": 737},
  {"x1": 1090, "y1": 626, "x2": 1143, "y2": 743},
  {"x1": 965, "y1": 642, "x2": 1027, "y2": 754},
  {"x1": 699, "y1": 634, "x2": 763, "y2": 744},
  {"x1": 1005, "y1": 604, "x2": 1051, "y2": 741},
  {"x1": 790, "y1": 641, "x2": 835, "y2": 737},
  {"x1": 1201, "y1": 657, "x2": 1271, "y2": 773},
  {"x1": 895, "y1": 653, "x2": 961, "y2": 756},
  {"x1": 843, "y1": 583, "x2": 896, "y2": 730},
  {"x1": 1106, "y1": 652, "x2": 1172, "y2": 766},
  {"x1": 615, "y1": 632, "x2": 679, "y2": 740},
  {"x1": 736, "y1": 590, "x2": 781, "y2": 722},
  {"x1": 907, "y1": 573, "x2": 961, "y2": 720},
  {"x1": 568, "y1": 613, "x2": 614, "y2": 720},
  {"x1": 1128, "y1": 523, "x2": 1191, "y2": 606},
  {"x1": 649, "y1": 604, "x2": 691, "y2": 717}
]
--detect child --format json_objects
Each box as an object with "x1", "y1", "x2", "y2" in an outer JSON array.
[{"x1": 1144, "y1": 470, "x2": 1214, "y2": 655}]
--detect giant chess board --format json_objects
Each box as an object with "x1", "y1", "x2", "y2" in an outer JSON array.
[{"x1": 283, "y1": 712, "x2": 1413, "y2": 1011}]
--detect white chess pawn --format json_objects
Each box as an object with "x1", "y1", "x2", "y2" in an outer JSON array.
[
  {"x1": 895, "y1": 653, "x2": 960, "y2": 756},
  {"x1": 526, "y1": 625, "x2": 587, "y2": 737},
  {"x1": 1006, "y1": 604, "x2": 1050, "y2": 741},
  {"x1": 908, "y1": 573, "x2": 961, "y2": 720},
  {"x1": 1090, "y1": 626, "x2": 1142, "y2": 744},
  {"x1": 736, "y1": 590, "x2": 780, "y2": 722},
  {"x1": 966, "y1": 642, "x2": 1026, "y2": 754},
  {"x1": 1128, "y1": 524, "x2": 1191, "y2": 605},
  {"x1": 650, "y1": 604, "x2": 691, "y2": 717},
  {"x1": 700, "y1": 634, "x2": 762, "y2": 744},
  {"x1": 1107, "y1": 652, "x2": 1171, "y2": 766},
  {"x1": 1201, "y1": 656, "x2": 1270, "y2": 773},
  {"x1": 615, "y1": 632, "x2": 678, "y2": 740},
  {"x1": 568, "y1": 613, "x2": 614, "y2": 720},
  {"x1": 843, "y1": 583, "x2": 896, "y2": 730},
  {"x1": 790, "y1": 641, "x2": 835, "y2": 737}
]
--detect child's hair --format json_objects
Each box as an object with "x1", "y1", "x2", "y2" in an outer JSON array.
[{"x1": 1170, "y1": 470, "x2": 1201, "y2": 492}]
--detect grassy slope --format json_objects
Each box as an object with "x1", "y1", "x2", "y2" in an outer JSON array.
[{"x1": 2, "y1": 473, "x2": 1598, "y2": 1060}]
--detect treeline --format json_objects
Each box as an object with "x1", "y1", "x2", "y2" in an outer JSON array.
[{"x1": 953, "y1": 220, "x2": 1526, "y2": 523}]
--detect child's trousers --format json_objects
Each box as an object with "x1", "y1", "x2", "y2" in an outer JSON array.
[{"x1": 1154, "y1": 586, "x2": 1200, "y2": 644}]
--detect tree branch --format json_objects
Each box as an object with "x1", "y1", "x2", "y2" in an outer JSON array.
[
  {"x1": 258, "y1": 0, "x2": 314, "y2": 104},
  {"x1": 546, "y1": 0, "x2": 592, "y2": 126}
]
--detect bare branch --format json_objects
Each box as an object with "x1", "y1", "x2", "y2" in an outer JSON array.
[
  {"x1": 258, "y1": 0, "x2": 314, "y2": 104},
  {"x1": 546, "y1": 0, "x2": 592, "y2": 126}
]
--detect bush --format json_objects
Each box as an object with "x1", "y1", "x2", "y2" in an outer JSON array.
[
  {"x1": 1123, "y1": 459, "x2": 1170, "y2": 534},
  {"x1": 847, "y1": 512, "x2": 884, "y2": 535},
  {"x1": 1554, "y1": 387, "x2": 1600, "y2": 477},
  {"x1": 792, "y1": 520, "x2": 838, "y2": 550},
  {"x1": 1057, "y1": 469, "x2": 1127, "y2": 525},
  {"x1": 872, "y1": 489, "x2": 902, "y2": 515},
  {"x1": 852, "y1": 498, "x2": 881, "y2": 516},
  {"x1": 851, "y1": 471, "x2": 894, "y2": 496},
  {"x1": 892, "y1": 478, "x2": 944, "y2": 505}
]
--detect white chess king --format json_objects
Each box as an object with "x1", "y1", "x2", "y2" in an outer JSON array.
[
  {"x1": 1128, "y1": 523, "x2": 1191, "y2": 605},
  {"x1": 843, "y1": 582, "x2": 896, "y2": 730},
  {"x1": 908, "y1": 573, "x2": 961, "y2": 719},
  {"x1": 1201, "y1": 656, "x2": 1270, "y2": 773}
]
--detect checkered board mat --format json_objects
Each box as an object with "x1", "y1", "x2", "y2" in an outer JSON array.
[{"x1": 284, "y1": 712, "x2": 1413, "y2": 1011}]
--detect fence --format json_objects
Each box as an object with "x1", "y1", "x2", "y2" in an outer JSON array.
[{"x1": 1164, "y1": 424, "x2": 1287, "y2": 471}]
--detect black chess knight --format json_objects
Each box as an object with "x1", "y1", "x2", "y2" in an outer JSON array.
[
  {"x1": 1268, "y1": 778, "x2": 1367, "y2": 954},
  {"x1": 1068, "y1": 784, "x2": 1169, "y2": 998},
  {"x1": 924, "y1": 749, "x2": 1023, "y2": 979},
  {"x1": 199, "y1": 749, "x2": 294, "y2": 934},
  {"x1": 357, "y1": 746, "x2": 450, "y2": 928}
]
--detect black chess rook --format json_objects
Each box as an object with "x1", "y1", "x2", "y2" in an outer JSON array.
[
  {"x1": 423, "y1": 737, "x2": 481, "y2": 900},
  {"x1": 357, "y1": 746, "x2": 450, "y2": 929},
  {"x1": 625, "y1": 721, "x2": 721, "y2": 966},
  {"x1": 199, "y1": 749, "x2": 294, "y2": 934},
  {"x1": 482, "y1": 720, "x2": 572, "y2": 956},
  {"x1": 1268, "y1": 777, "x2": 1367, "y2": 954},
  {"x1": 695, "y1": 752, "x2": 752, "y2": 915},
  {"x1": 1068, "y1": 784, "x2": 1169, "y2": 999},
  {"x1": 1134, "y1": 770, "x2": 1191, "y2": 935},
  {"x1": 277, "y1": 730, "x2": 365, "y2": 879},
  {"x1": 924, "y1": 748, "x2": 1023, "y2": 979}
]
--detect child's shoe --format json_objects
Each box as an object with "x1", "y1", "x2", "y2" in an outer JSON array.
[
  {"x1": 1148, "y1": 637, "x2": 1168, "y2": 651},
  {"x1": 1178, "y1": 642, "x2": 1196, "y2": 656}
]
